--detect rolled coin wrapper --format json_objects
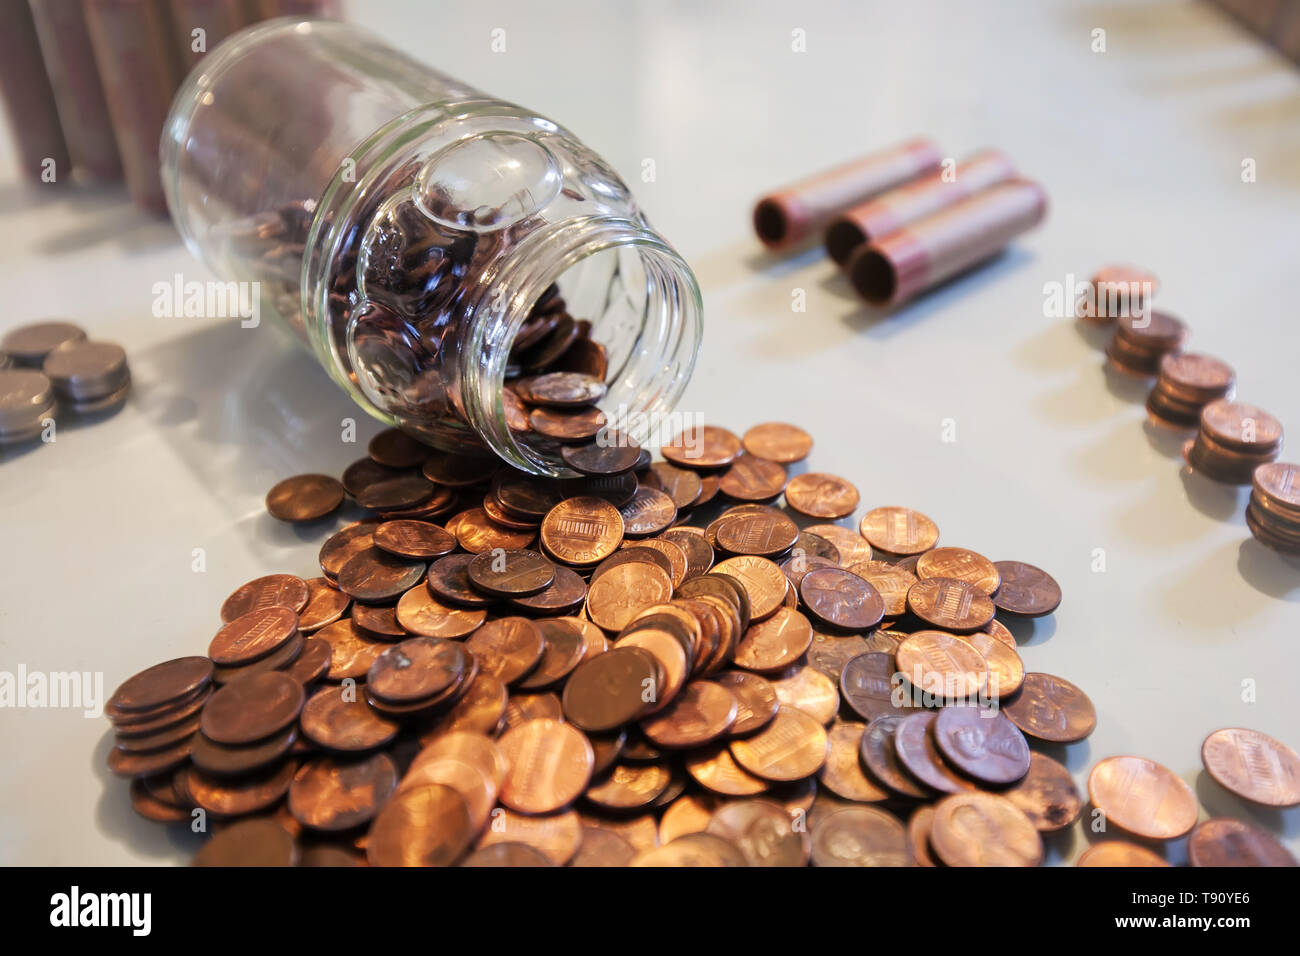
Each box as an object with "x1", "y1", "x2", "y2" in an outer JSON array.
[
  {"x1": 84, "y1": 0, "x2": 182, "y2": 214},
  {"x1": 825, "y1": 149, "x2": 1016, "y2": 265},
  {"x1": 30, "y1": 0, "x2": 123, "y2": 182},
  {"x1": 846, "y1": 179, "x2": 1047, "y2": 307},
  {"x1": 752, "y1": 137, "x2": 942, "y2": 251},
  {"x1": 0, "y1": 1, "x2": 71, "y2": 182}
]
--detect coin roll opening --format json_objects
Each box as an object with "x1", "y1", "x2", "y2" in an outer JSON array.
[
  {"x1": 825, "y1": 219, "x2": 867, "y2": 266},
  {"x1": 752, "y1": 199, "x2": 789, "y2": 246},
  {"x1": 848, "y1": 248, "x2": 898, "y2": 305}
]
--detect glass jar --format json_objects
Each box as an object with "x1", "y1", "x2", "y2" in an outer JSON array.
[{"x1": 161, "y1": 17, "x2": 702, "y2": 476}]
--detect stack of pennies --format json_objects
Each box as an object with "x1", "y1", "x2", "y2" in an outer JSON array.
[
  {"x1": 101, "y1": 419, "x2": 1293, "y2": 867},
  {"x1": 42, "y1": 339, "x2": 132, "y2": 413},
  {"x1": 0, "y1": 368, "x2": 57, "y2": 444},
  {"x1": 0, "y1": 319, "x2": 87, "y2": 366},
  {"x1": 1246, "y1": 462, "x2": 1300, "y2": 554},
  {"x1": 1105, "y1": 310, "x2": 1187, "y2": 376},
  {"x1": 1184, "y1": 399, "x2": 1284, "y2": 484},
  {"x1": 1145, "y1": 352, "x2": 1235, "y2": 429},
  {"x1": 1078, "y1": 264, "x2": 1158, "y2": 323}
]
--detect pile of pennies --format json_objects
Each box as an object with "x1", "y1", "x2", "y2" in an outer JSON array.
[
  {"x1": 1081, "y1": 265, "x2": 1297, "y2": 555},
  {"x1": 0, "y1": 319, "x2": 131, "y2": 445},
  {"x1": 103, "y1": 421, "x2": 1300, "y2": 865}
]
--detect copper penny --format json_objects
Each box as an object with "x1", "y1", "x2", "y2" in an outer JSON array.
[
  {"x1": 818, "y1": 722, "x2": 890, "y2": 803},
  {"x1": 896, "y1": 630, "x2": 989, "y2": 701},
  {"x1": 129, "y1": 779, "x2": 189, "y2": 823},
  {"x1": 661, "y1": 424, "x2": 742, "y2": 469},
  {"x1": 540, "y1": 496, "x2": 624, "y2": 566},
  {"x1": 1254, "y1": 462, "x2": 1300, "y2": 509},
  {"x1": 799, "y1": 567, "x2": 884, "y2": 631},
  {"x1": 991, "y1": 560, "x2": 1061, "y2": 616},
  {"x1": 367, "y1": 782, "x2": 473, "y2": 866},
  {"x1": 474, "y1": 808, "x2": 582, "y2": 864},
  {"x1": 395, "y1": 585, "x2": 486, "y2": 638},
  {"x1": 640, "y1": 680, "x2": 738, "y2": 749},
  {"x1": 337, "y1": 548, "x2": 426, "y2": 603},
  {"x1": 716, "y1": 671, "x2": 779, "y2": 735},
  {"x1": 894, "y1": 711, "x2": 977, "y2": 794},
  {"x1": 956, "y1": 630, "x2": 1024, "y2": 698},
  {"x1": 465, "y1": 617, "x2": 545, "y2": 685},
  {"x1": 372, "y1": 520, "x2": 456, "y2": 560},
  {"x1": 795, "y1": 531, "x2": 839, "y2": 563},
  {"x1": 514, "y1": 371, "x2": 605, "y2": 407},
  {"x1": 660, "y1": 528, "x2": 714, "y2": 579},
  {"x1": 367, "y1": 428, "x2": 431, "y2": 468},
  {"x1": 318, "y1": 520, "x2": 381, "y2": 579},
  {"x1": 916, "y1": 546, "x2": 1000, "y2": 595},
  {"x1": 769, "y1": 666, "x2": 840, "y2": 725},
  {"x1": 491, "y1": 473, "x2": 567, "y2": 519},
  {"x1": 840, "y1": 652, "x2": 913, "y2": 722},
  {"x1": 584, "y1": 762, "x2": 671, "y2": 811},
  {"x1": 191, "y1": 724, "x2": 297, "y2": 778},
  {"x1": 630, "y1": 832, "x2": 748, "y2": 867},
  {"x1": 516, "y1": 618, "x2": 588, "y2": 690},
  {"x1": 288, "y1": 752, "x2": 397, "y2": 831},
  {"x1": 423, "y1": 554, "x2": 492, "y2": 609},
  {"x1": 930, "y1": 792, "x2": 1043, "y2": 866},
  {"x1": 715, "y1": 509, "x2": 799, "y2": 557},
  {"x1": 367, "y1": 637, "x2": 469, "y2": 704},
  {"x1": 906, "y1": 577, "x2": 995, "y2": 633},
  {"x1": 742, "y1": 422, "x2": 813, "y2": 464},
  {"x1": 810, "y1": 805, "x2": 909, "y2": 867},
  {"x1": 199, "y1": 672, "x2": 304, "y2": 745},
  {"x1": 499, "y1": 718, "x2": 594, "y2": 813},
  {"x1": 1187, "y1": 818, "x2": 1296, "y2": 867},
  {"x1": 644, "y1": 462, "x2": 703, "y2": 510},
  {"x1": 1002, "y1": 752, "x2": 1083, "y2": 832},
  {"x1": 933, "y1": 706, "x2": 1031, "y2": 784},
  {"x1": 356, "y1": 474, "x2": 437, "y2": 512},
  {"x1": 707, "y1": 798, "x2": 810, "y2": 866},
  {"x1": 802, "y1": 524, "x2": 870, "y2": 567},
  {"x1": 560, "y1": 434, "x2": 643, "y2": 477},
  {"x1": 571, "y1": 826, "x2": 638, "y2": 867},
  {"x1": 265, "y1": 474, "x2": 345, "y2": 522},
  {"x1": 509, "y1": 565, "x2": 588, "y2": 615},
  {"x1": 858, "y1": 506, "x2": 939, "y2": 556},
  {"x1": 529, "y1": 405, "x2": 607, "y2": 442},
  {"x1": 562, "y1": 646, "x2": 660, "y2": 732},
  {"x1": 208, "y1": 606, "x2": 298, "y2": 666},
  {"x1": 614, "y1": 486, "x2": 675, "y2": 538},
  {"x1": 454, "y1": 507, "x2": 537, "y2": 554},
  {"x1": 424, "y1": 672, "x2": 509, "y2": 738},
  {"x1": 805, "y1": 631, "x2": 870, "y2": 683},
  {"x1": 623, "y1": 539, "x2": 688, "y2": 588},
  {"x1": 420, "y1": 452, "x2": 500, "y2": 488},
  {"x1": 108, "y1": 656, "x2": 213, "y2": 713},
  {"x1": 560, "y1": 471, "x2": 638, "y2": 507},
  {"x1": 1201, "y1": 727, "x2": 1300, "y2": 807},
  {"x1": 845, "y1": 560, "x2": 915, "y2": 617},
  {"x1": 612, "y1": 626, "x2": 684, "y2": 711},
  {"x1": 585, "y1": 562, "x2": 673, "y2": 632},
  {"x1": 712, "y1": 556, "x2": 786, "y2": 621},
  {"x1": 1077, "y1": 841, "x2": 1169, "y2": 867},
  {"x1": 784, "y1": 472, "x2": 859, "y2": 519},
  {"x1": 187, "y1": 760, "x2": 297, "y2": 817},
  {"x1": 192, "y1": 817, "x2": 296, "y2": 866},
  {"x1": 719, "y1": 455, "x2": 788, "y2": 502},
  {"x1": 504, "y1": 692, "x2": 563, "y2": 728},
  {"x1": 219, "y1": 573, "x2": 309, "y2": 623},
  {"x1": 298, "y1": 578, "x2": 351, "y2": 632},
  {"x1": 685, "y1": 743, "x2": 769, "y2": 796},
  {"x1": 107, "y1": 737, "x2": 194, "y2": 778},
  {"x1": 730, "y1": 706, "x2": 828, "y2": 782},
  {"x1": 1201, "y1": 399, "x2": 1283, "y2": 451},
  {"x1": 983, "y1": 618, "x2": 1017, "y2": 649},
  {"x1": 465, "y1": 548, "x2": 554, "y2": 598},
  {"x1": 907, "y1": 805, "x2": 939, "y2": 866},
  {"x1": 659, "y1": 793, "x2": 721, "y2": 843},
  {"x1": 1002, "y1": 672, "x2": 1096, "y2": 743},
  {"x1": 1089, "y1": 755, "x2": 1199, "y2": 840},
  {"x1": 733, "y1": 607, "x2": 812, "y2": 674},
  {"x1": 300, "y1": 685, "x2": 400, "y2": 752},
  {"x1": 340, "y1": 459, "x2": 403, "y2": 499}
]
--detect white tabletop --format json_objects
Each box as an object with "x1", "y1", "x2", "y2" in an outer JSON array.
[{"x1": 2, "y1": 0, "x2": 1297, "y2": 865}]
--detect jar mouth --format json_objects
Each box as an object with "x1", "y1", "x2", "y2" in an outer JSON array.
[{"x1": 461, "y1": 216, "x2": 703, "y2": 476}]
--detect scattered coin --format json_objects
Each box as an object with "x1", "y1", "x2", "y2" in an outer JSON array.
[
  {"x1": 810, "y1": 805, "x2": 909, "y2": 867},
  {"x1": 1076, "y1": 841, "x2": 1170, "y2": 867},
  {"x1": 265, "y1": 474, "x2": 345, "y2": 522},
  {"x1": 784, "y1": 472, "x2": 859, "y2": 519},
  {"x1": 991, "y1": 560, "x2": 1062, "y2": 616},
  {"x1": 1002, "y1": 672, "x2": 1096, "y2": 743},
  {"x1": 1186, "y1": 818, "x2": 1296, "y2": 867},
  {"x1": 1088, "y1": 755, "x2": 1199, "y2": 840},
  {"x1": 858, "y1": 506, "x2": 939, "y2": 555},
  {"x1": 930, "y1": 792, "x2": 1044, "y2": 866},
  {"x1": 742, "y1": 422, "x2": 813, "y2": 463},
  {"x1": 1201, "y1": 727, "x2": 1300, "y2": 808}
]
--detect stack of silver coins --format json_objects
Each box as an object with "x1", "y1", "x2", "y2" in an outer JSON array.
[{"x1": 0, "y1": 320, "x2": 130, "y2": 445}]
